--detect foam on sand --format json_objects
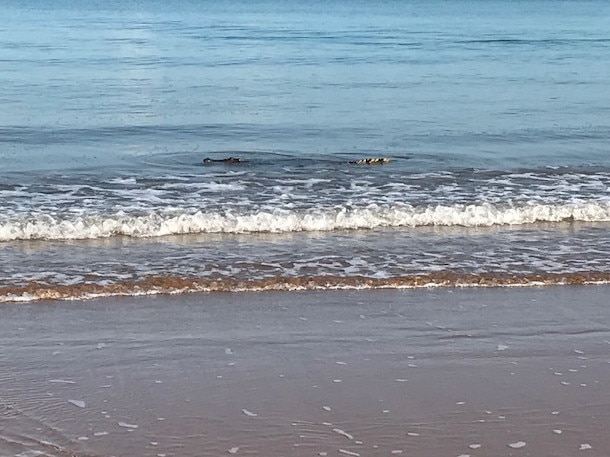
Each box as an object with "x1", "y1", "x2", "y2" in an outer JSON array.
[
  {"x1": 68, "y1": 400, "x2": 85, "y2": 408},
  {"x1": 508, "y1": 441, "x2": 527, "y2": 449}
]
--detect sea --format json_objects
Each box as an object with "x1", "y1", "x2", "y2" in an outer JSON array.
[{"x1": 1, "y1": 0, "x2": 610, "y2": 303}]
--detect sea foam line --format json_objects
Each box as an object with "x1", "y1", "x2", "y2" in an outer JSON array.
[
  {"x1": 2, "y1": 271, "x2": 610, "y2": 303},
  {"x1": 1, "y1": 201, "x2": 610, "y2": 241}
]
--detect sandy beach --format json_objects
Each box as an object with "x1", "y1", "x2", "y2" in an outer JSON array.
[{"x1": 1, "y1": 286, "x2": 609, "y2": 457}]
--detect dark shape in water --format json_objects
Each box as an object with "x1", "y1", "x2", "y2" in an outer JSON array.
[
  {"x1": 349, "y1": 157, "x2": 392, "y2": 165},
  {"x1": 203, "y1": 157, "x2": 242, "y2": 164}
]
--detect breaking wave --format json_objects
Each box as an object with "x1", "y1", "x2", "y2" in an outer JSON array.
[{"x1": 1, "y1": 201, "x2": 610, "y2": 241}]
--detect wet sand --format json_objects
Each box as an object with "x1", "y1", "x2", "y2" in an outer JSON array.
[{"x1": 1, "y1": 286, "x2": 609, "y2": 457}]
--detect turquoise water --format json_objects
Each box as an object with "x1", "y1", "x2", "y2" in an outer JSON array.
[{"x1": 1, "y1": 0, "x2": 610, "y2": 301}]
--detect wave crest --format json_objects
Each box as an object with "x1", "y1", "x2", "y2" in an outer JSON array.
[{"x1": 1, "y1": 201, "x2": 609, "y2": 241}]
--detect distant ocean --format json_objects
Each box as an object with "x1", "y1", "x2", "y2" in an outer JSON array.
[{"x1": 1, "y1": 0, "x2": 610, "y2": 302}]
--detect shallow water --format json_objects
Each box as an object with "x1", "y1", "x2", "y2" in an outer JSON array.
[
  {"x1": 1, "y1": 288, "x2": 609, "y2": 456},
  {"x1": 1, "y1": 0, "x2": 610, "y2": 301}
]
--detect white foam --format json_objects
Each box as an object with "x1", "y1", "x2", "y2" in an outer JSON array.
[
  {"x1": 338, "y1": 450, "x2": 360, "y2": 457},
  {"x1": 118, "y1": 422, "x2": 138, "y2": 429},
  {"x1": 333, "y1": 428, "x2": 354, "y2": 440},
  {"x1": 2, "y1": 200, "x2": 610, "y2": 241},
  {"x1": 508, "y1": 441, "x2": 526, "y2": 449}
]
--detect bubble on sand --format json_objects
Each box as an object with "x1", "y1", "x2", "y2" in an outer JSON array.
[
  {"x1": 118, "y1": 422, "x2": 138, "y2": 429},
  {"x1": 93, "y1": 431, "x2": 109, "y2": 437},
  {"x1": 333, "y1": 379, "x2": 343, "y2": 383},
  {"x1": 49, "y1": 379, "x2": 76, "y2": 384},
  {"x1": 553, "y1": 430, "x2": 562, "y2": 435},
  {"x1": 333, "y1": 428, "x2": 354, "y2": 440},
  {"x1": 468, "y1": 444, "x2": 481, "y2": 449},
  {"x1": 407, "y1": 432, "x2": 420, "y2": 437},
  {"x1": 228, "y1": 447, "x2": 239, "y2": 454},
  {"x1": 338, "y1": 450, "x2": 360, "y2": 457},
  {"x1": 225, "y1": 348, "x2": 234, "y2": 355},
  {"x1": 323, "y1": 406, "x2": 332, "y2": 411},
  {"x1": 336, "y1": 361, "x2": 347, "y2": 365},
  {"x1": 579, "y1": 444, "x2": 592, "y2": 450},
  {"x1": 68, "y1": 400, "x2": 85, "y2": 408},
  {"x1": 457, "y1": 454, "x2": 470, "y2": 457},
  {"x1": 241, "y1": 409, "x2": 258, "y2": 417},
  {"x1": 574, "y1": 349, "x2": 585, "y2": 354},
  {"x1": 561, "y1": 381, "x2": 571, "y2": 386},
  {"x1": 497, "y1": 344, "x2": 509, "y2": 351},
  {"x1": 395, "y1": 379, "x2": 408, "y2": 382},
  {"x1": 77, "y1": 436, "x2": 88, "y2": 441},
  {"x1": 154, "y1": 380, "x2": 162, "y2": 384},
  {"x1": 508, "y1": 441, "x2": 526, "y2": 449},
  {"x1": 319, "y1": 453, "x2": 328, "y2": 456},
  {"x1": 96, "y1": 343, "x2": 107, "y2": 349},
  {"x1": 456, "y1": 401, "x2": 466, "y2": 405},
  {"x1": 391, "y1": 451, "x2": 403, "y2": 454}
]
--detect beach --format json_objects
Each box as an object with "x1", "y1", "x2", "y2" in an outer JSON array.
[
  {"x1": 2, "y1": 0, "x2": 610, "y2": 455},
  {"x1": 2, "y1": 286, "x2": 609, "y2": 457}
]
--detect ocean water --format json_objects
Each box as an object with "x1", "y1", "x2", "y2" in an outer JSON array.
[{"x1": 1, "y1": 0, "x2": 610, "y2": 302}]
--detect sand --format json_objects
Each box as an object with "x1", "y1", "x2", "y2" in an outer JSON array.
[{"x1": 1, "y1": 286, "x2": 609, "y2": 456}]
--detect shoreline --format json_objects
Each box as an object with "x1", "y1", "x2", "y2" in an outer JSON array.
[
  {"x1": 3, "y1": 273, "x2": 610, "y2": 304},
  {"x1": 1, "y1": 287, "x2": 609, "y2": 456}
]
